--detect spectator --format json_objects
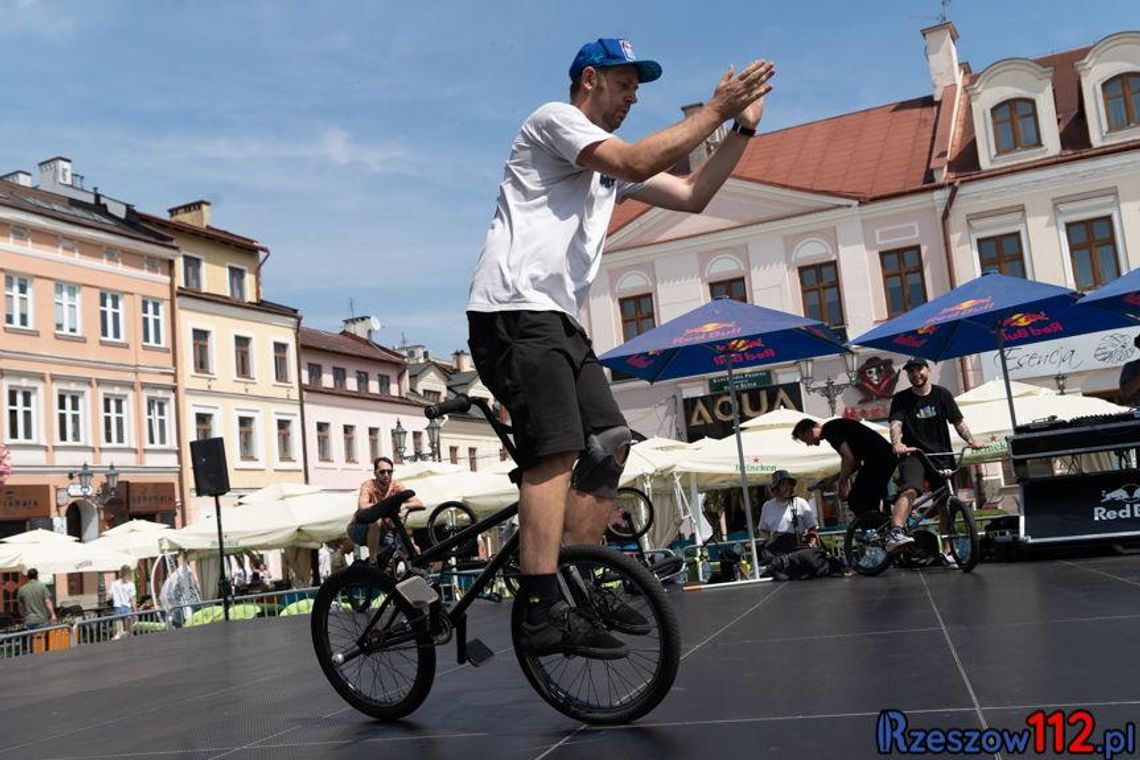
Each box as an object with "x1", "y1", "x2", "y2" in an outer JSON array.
[
  {"x1": 758, "y1": 470, "x2": 820, "y2": 556},
  {"x1": 349, "y1": 456, "x2": 423, "y2": 561},
  {"x1": 16, "y1": 568, "x2": 56, "y2": 629},
  {"x1": 110, "y1": 565, "x2": 136, "y2": 639}
]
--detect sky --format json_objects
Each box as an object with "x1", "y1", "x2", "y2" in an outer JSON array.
[{"x1": 1, "y1": 0, "x2": 1136, "y2": 357}]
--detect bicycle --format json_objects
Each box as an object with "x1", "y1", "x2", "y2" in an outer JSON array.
[
  {"x1": 310, "y1": 394, "x2": 681, "y2": 724},
  {"x1": 843, "y1": 448, "x2": 980, "y2": 577}
]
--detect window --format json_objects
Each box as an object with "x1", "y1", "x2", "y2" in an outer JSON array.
[
  {"x1": 141, "y1": 298, "x2": 164, "y2": 346},
  {"x1": 7, "y1": 388, "x2": 35, "y2": 442},
  {"x1": 183, "y1": 256, "x2": 202, "y2": 290},
  {"x1": 423, "y1": 389, "x2": 442, "y2": 403},
  {"x1": 619, "y1": 293, "x2": 656, "y2": 341},
  {"x1": 368, "y1": 427, "x2": 381, "y2": 462},
  {"x1": 234, "y1": 336, "x2": 253, "y2": 379},
  {"x1": 144, "y1": 256, "x2": 162, "y2": 274},
  {"x1": 880, "y1": 247, "x2": 928, "y2": 317},
  {"x1": 1066, "y1": 217, "x2": 1120, "y2": 291},
  {"x1": 146, "y1": 398, "x2": 169, "y2": 447},
  {"x1": 709, "y1": 277, "x2": 747, "y2": 303},
  {"x1": 238, "y1": 416, "x2": 256, "y2": 460},
  {"x1": 468, "y1": 447, "x2": 478, "y2": 472},
  {"x1": 992, "y1": 98, "x2": 1041, "y2": 154},
  {"x1": 273, "y1": 342, "x2": 290, "y2": 383},
  {"x1": 977, "y1": 232, "x2": 1026, "y2": 278},
  {"x1": 57, "y1": 392, "x2": 83, "y2": 444},
  {"x1": 99, "y1": 291, "x2": 124, "y2": 341},
  {"x1": 277, "y1": 418, "x2": 295, "y2": 461},
  {"x1": 53, "y1": 282, "x2": 81, "y2": 335},
  {"x1": 228, "y1": 266, "x2": 246, "y2": 300},
  {"x1": 103, "y1": 249, "x2": 120, "y2": 265},
  {"x1": 1103, "y1": 73, "x2": 1140, "y2": 131},
  {"x1": 356, "y1": 371, "x2": 370, "y2": 393},
  {"x1": 343, "y1": 425, "x2": 357, "y2": 463},
  {"x1": 332, "y1": 367, "x2": 347, "y2": 389},
  {"x1": 60, "y1": 238, "x2": 78, "y2": 256},
  {"x1": 195, "y1": 412, "x2": 214, "y2": 440},
  {"x1": 317, "y1": 422, "x2": 332, "y2": 461},
  {"x1": 377, "y1": 373, "x2": 392, "y2": 395},
  {"x1": 449, "y1": 446, "x2": 459, "y2": 465},
  {"x1": 192, "y1": 329, "x2": 212, "y2": 373},
  {"x1": 102, "y1": 395, "x2": 127, "y2": 445},
  {"x1": 10, "y1": 226, "x2": 29, "y2": 245},
  {"x1": 4, "y1": 274, "x2": 33, "y2": 328},
  {"x1": 307, "y1": 363, "x2": 322, "y2": 386},
  {"x1": 798, "y1": 262, "x2": 845, "y2": 328}
]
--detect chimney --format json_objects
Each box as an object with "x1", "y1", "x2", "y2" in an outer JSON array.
[
  {"x1": 37, "y1": 156, "x2": 73, "y2": 188},
  {"x1": 168, "y1": 200, "x2": 212, "y2": 228},
  {"x1": 1, "y1": 171, "x2": 32, "y2": 187},
  {"x1": 921, "y1": 22, "x2": 961, "y2": 101},
  {"x1": 680, "y1": 102, "x2": 727, "y2": 170},
  {"x1": 452, "y1": 350, "x2": 473, "y2": 372},
  {"x1": 342, "y1": 315, "x2": 378, "y2": 341}
]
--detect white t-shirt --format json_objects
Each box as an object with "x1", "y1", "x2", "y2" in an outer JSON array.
[
  {"x1": 467, "y1": 101, "x2": 646, "y2": 318},
  {"x1": 111, "y1": 579, "x2": 136, "y2": 609},
  {"x1": 759, "y1": 496, "x2": 818, "y2": 535}
]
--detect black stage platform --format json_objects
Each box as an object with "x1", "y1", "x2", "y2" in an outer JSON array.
[{"x1": 2, "y1": 556, "x2": 1138, "y2": 760}]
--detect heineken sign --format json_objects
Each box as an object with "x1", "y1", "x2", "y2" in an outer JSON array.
[
  {"x1": 707, "y1": 370, "x2": 772, "y2": 394},
  {"x1": 683, "y1": 382, "x2": 803, "y2": 441}
]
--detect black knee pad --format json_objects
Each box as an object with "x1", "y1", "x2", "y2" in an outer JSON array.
[{"x1": 570, "y1": 426, "x2": 631, "y2": 499}]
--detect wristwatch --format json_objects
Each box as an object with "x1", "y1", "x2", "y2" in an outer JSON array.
[{"x1": 731, "y1": 120, "x2": 757, "y2": 137}]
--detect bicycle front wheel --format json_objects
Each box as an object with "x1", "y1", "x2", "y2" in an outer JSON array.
[
  {"x1": 605, "y1": 487, "x2": 655, "y2": 543},
  {"x1": 311, "y1": 563, "x2": 436, "y2": 720},
  {"x1": 946, "y1": 498, "x2": 980, "y2": 573},
  {"x1": 511, "y1": 545, "x2": 680, "y2": 725},
  {"x1": 844, "y1": 511, "x2": 893, "y2": 576}
]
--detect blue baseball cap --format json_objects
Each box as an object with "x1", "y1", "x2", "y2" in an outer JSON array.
[{"x1": 569, "y1": 38, "x2": 662, "y2": 83}]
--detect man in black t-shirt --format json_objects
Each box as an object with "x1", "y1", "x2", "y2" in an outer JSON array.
[
  {"x1": 792, "y1": 417, "x2": 895, "y2": 517},
  {"x1": 887, "y1": 357, "x2": 982, "y2": 552}
]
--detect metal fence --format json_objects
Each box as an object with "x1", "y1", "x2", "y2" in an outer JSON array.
[{"x1": 0, "y1": 624, "x2": 73, "y2": 659}]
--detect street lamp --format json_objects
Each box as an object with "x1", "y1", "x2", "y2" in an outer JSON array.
[
  {"x1": 392, "y1": 418, "x2": 407, "y2": 463},
  {"x1": 797, "y1": 352, "x2": 859, "y2": 416},
  {"x1": 67, "y1": 462, "x2": 121, "y2": 606},
  {"x1": 427, "y1": 417, "x2": 442, "y2": 462},
  {"x1": 1054, "y1": 372, "x2": 1068, "y2": 395}
]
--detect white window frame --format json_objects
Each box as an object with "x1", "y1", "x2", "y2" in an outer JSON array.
[
  {"x1": 55, "y1": 388, "x2": 87, "y2": 445},
  {"x1": 10, "y1": 226, "x2": 30, "y2": 246},
  {"x1": 234, "y1": 409, "x2": 263, "y2": 467},
  {"x1": 228, "y1": 265, "x2": 248, "y2": 301},
  {"x1": 145, "y1": 396, "x2": 170, "y2": 448},
  {"x1": 54, "y1": 282, "x2": 82, "y2": 336},
  {"x1": 183, "y1": 255, "x2": 203, "y2": 290},
  {"x1": 316, "y1": 421, "x2": 333, "y2": 462},
  {"x1": 343, "y1": 423, "x2": 358, "y2": 464},
  {"x1": 272, "y1": 341, "x2": 291, "y2": 384},
  {"x1": 99, "y1": 290, "x2": 125, "y2": 342},
  {"x1": 274, "y1": 413, "x2": 300, "y2": 468},
  {"x1": 6, "y1": 383, "x2": 39, "y2": 443},
  {"x1": 966, "y1": 210, "x2": 1036, "y2": 281},
  {"x1": 1054, "y1": 196, "x2": 1128, "y2": 292},
  {"x1": 103, "y1": 249, "x2": 121, "y2": 266},
  {"x1": 100, "y1": 390, "x2": 131, "y2": 447},
  {"x1": 368, "y1": 426, "x2": 381, "y2": 463},
  {"x1": 232, "y1": 332, "x2": 256, "y2": 380},
  {"x1": 190, "y1": 325, "x2": 215, "y2": 376},
  {"x1": 4, "y1": 273, "x2": 34, "y2": 329},
  {"x1": 191, "y1": 405, "x2": 220, "y2": 442},
  {"x1": 141, "y1": 298, "x2": 164, "y2": 347}
]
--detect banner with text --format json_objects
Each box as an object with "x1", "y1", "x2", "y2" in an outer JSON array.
[
  {"x1": 682, "y1": 382, "x2": 803, "y2": 441},
  {"x1": 980, "y1": 327, "x2": 1139, "y2": 382}
]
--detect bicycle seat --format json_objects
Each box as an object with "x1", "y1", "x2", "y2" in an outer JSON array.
[{"x1": 404, "y1": 506, "x2": 426, "y2": 515}]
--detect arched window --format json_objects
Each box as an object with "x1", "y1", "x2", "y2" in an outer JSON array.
[
  {"x1": 1103, "y1": 73, "x2": 1140, "y2": 131},
  {"x1": 991, "y1": 98, "x2": 1041, "y2": 153}
]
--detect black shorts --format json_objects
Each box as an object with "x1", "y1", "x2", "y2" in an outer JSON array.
[
  {"x1": 896, "y1": 455, "x2": 940, "y2": 495},
  {"x1": 848, "y1": 454, "x2": 897, "y2": 515},
  {"x1": 467, "y1": 310, "x2": 627, "y2": 471}
]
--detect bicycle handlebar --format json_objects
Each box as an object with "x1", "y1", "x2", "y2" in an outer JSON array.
[
  {"x1": 424, "y1": 394, "x2": 519, "y2": 464},
  {"x1": 425, "y1": 396, "x2": 472, "y2": 419},
  {"x1": 901, "y1": 447, "x2": 975, "y2": 478}
]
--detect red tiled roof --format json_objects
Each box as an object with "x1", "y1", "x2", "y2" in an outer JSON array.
[
  {"x1": 299, "y1": 327, "x2": 406, "y2": 364},
  {"x1": 138, "y1": 211, "x2": 266, "y2": 253}
]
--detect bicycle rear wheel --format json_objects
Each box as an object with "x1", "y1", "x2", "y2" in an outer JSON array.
[
  {"x1": 605, "y1": 487, "x2": 655, "y2": 543},
  {"x1": 510, "y1": 545, "x2": 681, "y2": 725},
  {"x1": 945, "y1": 498, "x2": 980, "y2": 573},
  {"x1": 311, "y1": 564, "x2": 436, "y2": 720},
  {"x1": 844, "y1": 511, "x2": 893, "y2": 576}
]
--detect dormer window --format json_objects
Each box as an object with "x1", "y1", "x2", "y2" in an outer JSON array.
[
  {"x1": 992, "y1": 99, "x2": 1041, "y2": 153},
  {"x1": 1103, "y1": 73, "x2": 1140, "y2": 131}
]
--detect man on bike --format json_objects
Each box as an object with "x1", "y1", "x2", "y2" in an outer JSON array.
[
  {"x1": 348, "y1": 457, "x2": 423, "y2": 562},
  {"x1": 887, "y1": 358, "x2": 981, "y2": 553},
  {"x1": 792, "y1": 417, "x2": 896, "y2": 519},
  {"x1": 467, "y1": 38, "x2": 774, "y2": 658}
]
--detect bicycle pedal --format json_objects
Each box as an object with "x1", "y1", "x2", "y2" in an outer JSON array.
[
  {"x1": 465, "y1": 638, "x2": 495, "y2": 667},
  {"x1": 395, "y1": 575, "x2": 439, "y2": 610}
]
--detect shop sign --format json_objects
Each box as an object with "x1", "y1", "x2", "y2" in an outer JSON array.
[
  {"x1": 124, "y1": 481, "x2": 177, "y2": 514},
  {"x1": 683, "y1": 383, "x2": 803, "y2": 441},
  {"x1": 708, "y1": 370, "x2": 772, "y2": 394},
  {"x1": 0, "y1": 485, "x2": 53, "y2": 519}
]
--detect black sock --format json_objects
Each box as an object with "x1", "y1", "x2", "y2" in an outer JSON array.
[{"x1": 521, "y1": 574, "x2": 559, "y2": 624}]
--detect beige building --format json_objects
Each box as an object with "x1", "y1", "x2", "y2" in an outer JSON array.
[{"x1": 140, "y1": 203, "x2": 304, "y2": 521}]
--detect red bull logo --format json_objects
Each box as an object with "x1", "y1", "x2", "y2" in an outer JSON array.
[
  {"x1": 721, "y1": 337, "x2": 765, "y2": 353},
  {"x1": 1001, "y1": 311, "x2": 1049, "y2": 328},
  {"x1": 939, "y1": 297, "x2": 993, "y2": 316},
  {"x1": 1123, "y1": 293, "x2": 1140, "y2": 307},
  {"x1": 916, "y1": 325, "x2": 939, "y2": 336},
  {"x1": 684, "y1": 321, "x2": 738, "y2": 336},
  {"x1": 673, "y1": 320, "x2": 742, "y2": 345}
]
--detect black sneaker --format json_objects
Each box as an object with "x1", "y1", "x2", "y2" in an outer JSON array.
[
  {"x1": 521, "y1": 601, "x2": 629, "y2": 659},
  {"x1": 885, "y1": 527, "x2": 915, "y2": 553},
  {"x1": 591, "y1": 588, "x2": 651, "y2": 635}
]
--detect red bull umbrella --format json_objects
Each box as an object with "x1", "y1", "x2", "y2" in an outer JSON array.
[{"x1": 1077, "y1": 266, "x2": 1140, "y2": 321}]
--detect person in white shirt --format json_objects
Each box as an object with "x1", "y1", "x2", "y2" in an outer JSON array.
[
  {"x1": 110, "y1": 565, "x2": 136, "y2": 640},
  {"x1": 467, "y1": 37, "x2": 775, "y2": 659},
  {"x1": 758, "y1": 470, "x2": 819, "y2": 553}
]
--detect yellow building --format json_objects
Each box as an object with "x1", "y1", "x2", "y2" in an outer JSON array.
[{"x1": 141, "y1": 202, "x2": 304, "y2": 521}]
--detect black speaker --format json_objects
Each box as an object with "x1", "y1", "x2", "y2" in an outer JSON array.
[{"x1": 190, "y1": 437, "x2": 230, "y2": 496}]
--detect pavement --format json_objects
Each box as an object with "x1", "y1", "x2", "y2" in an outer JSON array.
[{"x1": 1, "y1": 554, "x2": 1138, "y2": 759}]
